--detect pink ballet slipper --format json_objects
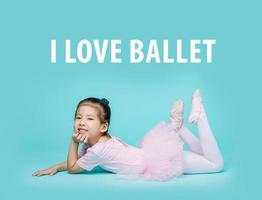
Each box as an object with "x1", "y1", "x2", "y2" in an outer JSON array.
[
  {"x1": 169, "y1": 99, "x2": 184, "y2": 133},
  {"x1": 188, "y1": 89, "x2": 206, "y2": 124}
]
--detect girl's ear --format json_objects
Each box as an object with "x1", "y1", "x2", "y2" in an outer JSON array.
[{"x1": 100, "y1": 122, "x2": 109, "y2": 133}]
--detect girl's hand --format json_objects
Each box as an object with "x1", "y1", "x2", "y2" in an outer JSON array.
[
  {"x1": 32, "y1": 165, "x2": 58, "y2": 176},
  {"x1": 72, "y1": 132, "x2": 89, "y2": 144}
]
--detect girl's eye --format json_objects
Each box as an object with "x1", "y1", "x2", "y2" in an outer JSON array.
[
  {"x1": 88, "y1": 118, "x2": 94, "y2": 120},
  {"x1": 76, "y1": 117, "x2": 81, "y2": 119}
]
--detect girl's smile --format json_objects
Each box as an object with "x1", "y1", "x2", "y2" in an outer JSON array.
[{"x1": 78, "y1": 128, "x2": 88, "y2": 134}]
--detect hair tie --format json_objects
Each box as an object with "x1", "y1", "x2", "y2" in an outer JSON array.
[{"x1": 101, "y1": 98, "x2": 109, "y2": 105}]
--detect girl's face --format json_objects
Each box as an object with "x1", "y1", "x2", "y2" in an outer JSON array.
[{"x1": 74, "y1": 104, "x2": 108, "y2": 139}]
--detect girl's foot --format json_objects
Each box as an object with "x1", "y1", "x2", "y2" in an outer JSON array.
[
  {"x1": 169, "y1": 99, "x2": 184, "y2": 132},
  {"x1": 188, "y1": 89, "x2": 206, "y2": 124}
]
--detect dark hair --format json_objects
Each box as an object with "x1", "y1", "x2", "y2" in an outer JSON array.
[{"x1": 74, "y1": 97, "x2": 111, "y2": 135}]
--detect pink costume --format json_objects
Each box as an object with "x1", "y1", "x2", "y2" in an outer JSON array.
[{"x1": 77, "y1": 120, "x2": 184, "y2": 181}]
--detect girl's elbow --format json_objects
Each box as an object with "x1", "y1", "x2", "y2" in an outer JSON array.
[
  {"x1": 68, "y1": 169, "x2": 81, "y2": 174},
  {"x1": 67, "y1": 165, "x2": 84, "y2": 174},
  {"x1": 67, "y1": 168, "x2": 76, "y2": 174}
]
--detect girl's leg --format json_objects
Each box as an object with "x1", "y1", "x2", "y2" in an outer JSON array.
[
  {"x1": 170, "y1": 99, "x2": 203, "y2": 155},
  {"x1": 183, "y1": 114, "x2": 224, "y2": 174},
  {"x1": 183, "y1": 150, "x2": 221, "y2": 174},
  {"x1": 169, "y1": 92, "x2": 224, "y2": 174},
  {"x1": 197, "y1": 115, "x2": 224, "y2": 165},
  {"x1": 178, "y1": 124, "x2": 204, "y2": 156}
]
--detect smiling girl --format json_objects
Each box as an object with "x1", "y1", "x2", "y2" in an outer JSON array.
[{"x1": 33, "y1": 90, "x2": 224, "y2": 181}]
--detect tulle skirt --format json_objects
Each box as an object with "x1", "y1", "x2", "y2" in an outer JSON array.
[{"x1": 116, "y1": 120, "x2": 185, "y2": 181}]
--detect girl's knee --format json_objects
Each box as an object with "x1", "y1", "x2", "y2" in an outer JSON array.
[{"x1": 213, "y1": 158, "x2": 224, "y2": 172}]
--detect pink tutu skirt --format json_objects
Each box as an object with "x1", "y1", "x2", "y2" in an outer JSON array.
[
  {"x1": 116, "y1": 120, "x2": 185, "y2": 181},
  {"x1": 139, "y1": 120, "x2": 185, "y2": 181}
]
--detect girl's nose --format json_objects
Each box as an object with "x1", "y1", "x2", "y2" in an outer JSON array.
[{"x1": 79, "y1": 120, "x2": 85, "y2": 126}]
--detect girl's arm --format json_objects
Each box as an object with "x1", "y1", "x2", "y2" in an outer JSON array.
[
  {"x1": 56, "y1": 161, "x2": 67, "y2": 172},
  {"x1": 32, "y1": 160, "x2": 67, "y2": 176},
  {"x1": 32, "y1": 132, "x2": 88, "y2": 176},
  {"x1": 67, "y1": 132, "x2": 88, "y2": 174}
]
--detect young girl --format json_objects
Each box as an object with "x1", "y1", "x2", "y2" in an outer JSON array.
[{"x1": 32, "y1": 89, "x2": 224, "y2": 181}]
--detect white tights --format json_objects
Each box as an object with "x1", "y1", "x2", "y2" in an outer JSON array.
[{"x1": 178, "y1": 115, "x2": 224, "y2": 174}]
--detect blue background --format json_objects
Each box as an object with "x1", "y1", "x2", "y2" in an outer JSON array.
[{"x1": 1, "y1": 0, "x2": 261, "y2": 199}]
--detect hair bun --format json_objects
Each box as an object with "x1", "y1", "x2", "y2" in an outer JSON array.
[{"x1": 101, "y1": 98, "x2": 109, "y2": 105}]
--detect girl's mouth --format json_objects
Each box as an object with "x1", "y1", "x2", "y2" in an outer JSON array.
[{"x1": 78, "y1": 128, "x2": 88, "y2": 134}]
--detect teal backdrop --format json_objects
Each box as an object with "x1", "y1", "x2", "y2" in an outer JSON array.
[{"x1": 1, "y1": 0, "x2": 261, "y2": 200}]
